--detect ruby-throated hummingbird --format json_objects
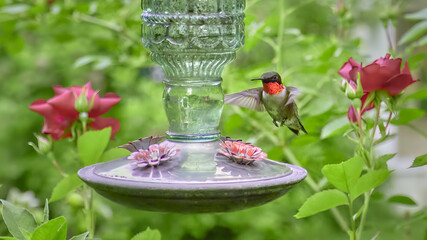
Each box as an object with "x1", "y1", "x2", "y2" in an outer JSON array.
[{"x1": 224, "y1": 72, "x2": 307, "y2": 135}]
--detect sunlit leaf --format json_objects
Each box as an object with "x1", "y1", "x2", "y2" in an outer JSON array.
[
  {"x1": 99, "y1": 148, "x2": 129, "y2": 163},
  {"x1": 388, "y1": 195, "x2": 417, "y2": 206},
  {"x1": 224, "y1": 114, "x2": 243, "y2": 132},
  {"x1": 295, "y1": 189, "x2": 348, "y2": 218},
  {"x1": 320, "y1": 116, "x2": 350, "y2": 139},
  {"x1": 404, "y1": 90, "x2": 427, "y2": 101},
  {"x1": 0, "y1": 4, "x2": 30, "y2": 14},
  {"x1": 31, "y1": 217, "x2": 67, "y2": 240},
  {"x1": 407, "y1": 53, "x2": 427, "y2": 70},
  {"x1": 130, "y1": 227, "x2": 161, "y2": 240},
  {"x1": 410, "y1": 154, "x2": 427, "y2": 168},
  {"x1": 0, "y1": 200, "x2": 37, "y2": 240},
  {"x1": 405, "y1": 8, "x2": 427, "y2": 20},
  {"x1": 78, "y1": 128, "x2": 111, "y2": 166},
  {"x1": 390, "y1": 109, "x2": 425, "y2": 125},
  {"x1": 399, "y1": 20, "x2": 427, "y2": 45},
  {"x1": 414, "y1": 35, "x2": 427, "y2": 47},
  {"x1": 322, "y1": 157, "x2": 363, "y2": 193},
  {"x1": 49, "y1": 174, "x2": 83, "y2": 203},
  {"x1": 69, "y1": 232, "x2": 89, "y2": 240},
  {"x1": 350, "y1": 170, "x2": 390, "y2": 201},
  {"x1": 375, "y1": 153, "x2": 396, "y2": 170},
  {"x1": 73, "y1": 56, "x2": 96, "y2": 68},
  {"x1": 43, "y1": 199, "x2": 49, "y2": 223}
]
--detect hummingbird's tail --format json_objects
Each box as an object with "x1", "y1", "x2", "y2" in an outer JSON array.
[
  {"x1": 299, "y1": 119, "x2": 308, "y2": 134},
  {"x1": 288, "y1": 119, "x2": 307, "y2": 136}
]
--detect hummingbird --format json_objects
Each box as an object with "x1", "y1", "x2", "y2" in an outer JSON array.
[{"x1": 224, "y1": 72, "x2": 307, "y2": 135}]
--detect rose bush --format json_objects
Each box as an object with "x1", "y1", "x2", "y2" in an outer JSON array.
[
  {"x1": 29, "y1": 82, "x2": 121, "y2": 140},
  {"x1": 339, "y1": 54, "x2": 419, "y2": 122}
]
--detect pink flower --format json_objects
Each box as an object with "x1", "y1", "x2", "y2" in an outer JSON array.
[
  {"x1": 338, "y1": 57, "x2": 362, "y2": 92},
  {"x1": 217, "y1": 140, "x2": 267, "y2": 165},
  {"x1": 361, "y1": 54, "x2": 419, "y2": 95},
  {"x1": 339, "y1": 54, "x2": 419, "y2": 96},
  {"x1": 29, "y1": 82, "x2": 120, "y2": 140},
  {"x1": 128, "y1": 142, "x2": 178, "y2": 167}
]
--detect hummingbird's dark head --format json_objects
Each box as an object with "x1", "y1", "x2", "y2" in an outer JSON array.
[{"x1": 251, "y1": 72, "x2": 282, "y2": 85}]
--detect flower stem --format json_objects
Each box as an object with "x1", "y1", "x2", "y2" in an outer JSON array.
[
  {"x1": 47, "y1": 152, "x2": 68, "y2": 177},
  {"x1": 347, "y1": 196, "x2": 357, "y2": 240},
  {"x1": 371, "y1": 105, "x2": 381, "y2": 141},
  {"x1": 385, "y1": 112, "x2": 392, "y2": 132},
  {"x1": 357, "y1": 192, "x2": 371, "y2": 239},
  {"x1": 83, "y1": 184, "x2": 95, "y2": 238}
]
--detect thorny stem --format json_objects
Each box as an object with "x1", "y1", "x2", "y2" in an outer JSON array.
[
  {"x1": 232, "y1": 106, "x2": 350, "y2": 232},
  {"x1": 47, "y1": 152, "x2": 68, "y2": 177}
]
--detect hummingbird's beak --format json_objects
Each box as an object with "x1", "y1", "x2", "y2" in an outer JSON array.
[{"x1": 251, "y1": 77, "x2": 263, "y2": 81}]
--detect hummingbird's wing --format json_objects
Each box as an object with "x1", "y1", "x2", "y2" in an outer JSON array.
[
  {"x1": 285, "y1": 86, "x2": 300, "y2": 105},
  {"x1": 224, "y1": 87, "x2": 265, "y2": 112}
]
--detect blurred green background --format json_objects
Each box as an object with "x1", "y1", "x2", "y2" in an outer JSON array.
[{"x1": 1, "y1": 0, "x2": 427, "y2": 239}]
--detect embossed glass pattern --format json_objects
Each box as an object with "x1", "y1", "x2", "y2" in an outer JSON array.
[{"x1": 141, "y1": 0, "x2": 245, "y2": 141}]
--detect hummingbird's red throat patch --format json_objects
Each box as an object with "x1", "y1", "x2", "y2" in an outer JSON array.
[{"x1": 263, "y1": 82, "x2": 284, "y2": 95}]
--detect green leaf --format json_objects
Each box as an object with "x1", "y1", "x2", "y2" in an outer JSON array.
[
  {"x1": 0, "y1": 4, "x2": 30, "y2": 14},
  {"x1": 404, "y1": 90, "x2": 427, "y2": 101},
  {"x1": 0, "y1": 200, "x2": 37, "y2": 240},
  {"x1": 0, "y1": 237, "x2": 20, "y2": 240},
  {"x1": 410, "y1": 154, "x2": 427, "y2": 168},
  {"x1": 130, "y1": 227, "x2": 161, "y2": 240},
  {"x1": 99, "y1": 147, "x2": 129, "y2": 163},
  {"x1": 224, "y1": 114, "x2": 243, "y2": 132},
  {"x1": 43, "y1": 199, "x2": 49, "y2": 223},
  {"x1": 415, "y1": 34, "x2": 427, "y2": 47},
  {"x1": 407, "y1": 53, "x2": 427, "y2": 70},
  {"x1": 405, "y1": 8, "x2": 427, "y2": 20},
  {"x1": 399, "y1": 20, "x2": 427, "y2": 45},
  {"x1": 321, "y1": 157, "x2": 363, "y2": 193},
  {"x1": 73, "y1": 56, "x2": 96, "y2": 68},
  {"x1": 388, "y1": 195, "x2": 417, "y2": 206},
  {"x1": 69, "y1": 232, "x2": 89, "y2": 240},
  {"x1": 49, "y1": 174, "x2": 83, "y2": 203},
  {"x1": 320, "y1": 116, "x2": 350, "y2": 139},
  {"x1": 350, "y1": 170, "x2": 390, "y2": 201},
  {"x1": 391, "y1": 109, "x2": 425, "y2": 125},
  {"x1": 31, "y1": 217, "x2": 67, "y2": 240},
  {"x1": 375, "y1": 153, "x2": 396, "y2": 170},
  {"x1": 295, "y1": 190, "x2": 348, "y2": 218},
  {"x1": 78, "y1": 128, "x2": 111, "y2": 166}
]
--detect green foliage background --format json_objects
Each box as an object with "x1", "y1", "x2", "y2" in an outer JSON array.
[{"x1": 1, "y1": 0, "x2": 426, "y2": 239}]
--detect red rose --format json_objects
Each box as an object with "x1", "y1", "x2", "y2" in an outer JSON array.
[
  {"x1": 338, "y1": 57, "x2": 361, "y2": 92},
  {"x1": 339, "y1": 54, "x2": 419, "y2": 96},
  {"x1": 29, "y1": 82, "x2": 121, "y2": 140},
  {"x1": 361, "y1": 54, "x2": 419, "y2": 95}
]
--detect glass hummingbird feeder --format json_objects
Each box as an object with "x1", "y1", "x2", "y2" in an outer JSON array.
[{"x1": 78, "y1": 0, "x2": 307, "y2": 213}]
